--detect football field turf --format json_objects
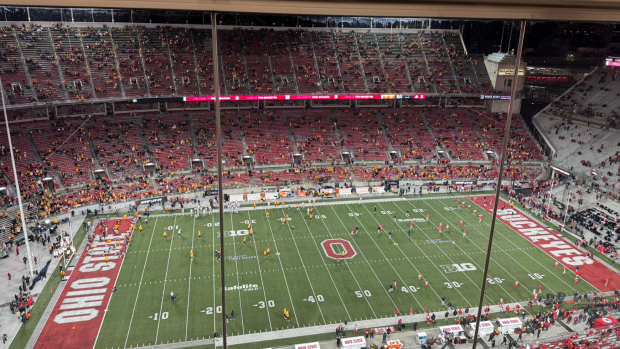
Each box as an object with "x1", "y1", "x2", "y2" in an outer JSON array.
[{"x1": 94, "y1": 195, "x2": 596, "y2": 348}]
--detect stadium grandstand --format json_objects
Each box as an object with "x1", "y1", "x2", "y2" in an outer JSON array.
[{"x1": 0, "y1": 2, "x2": 617, "y2": 349}]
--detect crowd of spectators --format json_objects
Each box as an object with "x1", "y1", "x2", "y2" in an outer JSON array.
[
  {"x1": 545, "y1": 67, "x2": 620, "y2": 127},
  {"x1": 1, "y1": 23, "x2": 498, "y2": 105}
]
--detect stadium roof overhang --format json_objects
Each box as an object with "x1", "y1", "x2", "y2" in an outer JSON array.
[{"x1": 5, "y1": 0, "x2": 620, "y2": 22}]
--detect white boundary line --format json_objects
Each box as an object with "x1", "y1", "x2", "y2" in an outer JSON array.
[
  {"x1": 184, "y1": 213, "x2": 197, "y2": 340},
  {"x1": 92, "y1": 220, "x2": 135, "y2": 349},
  {"x1": 123, "y1": 217, "x2": 159, "y2": 349},
  {"x1": 245, "y1": 210, "x2": 273, "y2": 331},
  {"x1": 263, "y1": 209, "x2": 300, "y2": 327},
  {"x1": 155, "y1": 216, "x2": 177, "y2": 343},
  {"x1": 146, "y1": 193, "x2": 491, "y2": 218},
  {"x1": 228, "y1": 212, "x2": 245, "y2": 333},
  {"x1": 278, "y1": 208, "x2": 327, "y2": 324}
]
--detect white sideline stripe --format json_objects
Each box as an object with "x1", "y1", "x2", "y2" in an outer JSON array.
[
  {"x1": 92, "y1": 220, "x2": 134, "y2": 349},
  {"x1": 229, "y1": 212, "x2": 245, "y2": 333},
  {"x1": 155, "y1": 216, "x2": 177, "y2": 343},
  {"x1": 293, "y1": 207, "x2": 353, "y2": 320},
  {"x1": 341, "y1": 203, "x2": 426, "y2": 310},
  {"x1": 147, "y1": 193, "x2": 490, "y2": 218},
  {"x1": 325, "y1": 205, "x2": 400, "y2": 311},
  {"x1": 245, "y1": 210, "x2": 273, "y2": 331},
  {"x1": 123, "y1": 217, "x2": 159, "y2": 349},
  {"x1": 355, "y1": 202, "x2": 453, "y2": 307},
  {"x1": 278, "y1": 208, "x2": 327, "y2": 325},
  {"x1": 263, "y1": 208, "x2": 300, "y2": 326},
  {"x1": 402, "y1": 200, "x2": 521, "y2": 304},
  {"x1": 184, "y1": 214, "x2": 196, "y2": 340},
  {"x1": 312, "y1": 206, "x2": 378, "y2": 318},
  {"x1": 466, "y1": 198, "x2": 591, "y2": 292}
]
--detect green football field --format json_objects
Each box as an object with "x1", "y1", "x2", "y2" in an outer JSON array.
[{"x1": 94, "y1": 195, "x2": 596, "y2": 348}]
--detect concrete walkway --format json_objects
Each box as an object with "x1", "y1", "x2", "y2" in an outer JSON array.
[{"x1": 0, "y1": 214, "x2": 84, "y2": 349}]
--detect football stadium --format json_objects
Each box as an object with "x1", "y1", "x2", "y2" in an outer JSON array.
[{"x1": 0, "y1": 2, "x2": 618, "y2": 349}]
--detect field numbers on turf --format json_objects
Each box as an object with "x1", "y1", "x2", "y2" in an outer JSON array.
[
  {"x1": 528, "y1": 273, "x2": 544, "y2": 280},
  {"x1": 440, "y1": 263, "x2": 477, "y2": 273},
  {"x1": 204, "y1": 306, "x2": 223, "y2": 315},
  {"x1": 257, "y1": 300, "x2": 275, "y2": 309},
  {"x1": 380, "y1": 210, "x2": 393, "y2": 215},
  {"x1": 401, "y1": 286, "x2": 419, "y2": 293},
  {"x1": 228, "y1": 230, "x2": 249, "y2": 237},
  {"x1": 355, "y1": 290, "x2": 372, "y2": 298},
  {"x1": 205, "y1": 222, "x2": 220, "y2": 228},
  {"x1": 411, "y1": 209, "x2": 424, "y2": 213},
  {"x1": 348, "y1": 212, "x2": 360, "y2": 217},
  {"x1": 487, "y1": 277, "x2": 505, "y2": 285},
  {"x1": 152, "y1": 312, "x2": 169, "y2": 320},
  {"x1": 444, "y1": 207, "x2": 458, "y2": 211},
  {"x1": 444, "y1": 281, "x2": 463, "y2": 289},
  {"x1": 305, "y1": 295, "x2": 325, "y2": 303},
  {"x1": 242, "y1": 219, "x2": 256, "y2": 225},
  {"x1": 314, "y1": 214, "x2": 327, "y2": 219}
]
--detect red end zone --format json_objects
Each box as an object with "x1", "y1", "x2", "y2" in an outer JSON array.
[
  {"x1": 35, "y1": 218, "x2": 135, "y2": 349},
  {"x1": 470, "y1": 196, "x2": 620, "y2": 292}
]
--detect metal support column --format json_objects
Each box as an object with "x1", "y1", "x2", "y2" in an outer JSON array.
[
  {"x1": 472, "y1": 20, "x2": 526, "y2": 349},
  {"x1": 210, "y1": 12, "x2": 227, "y2": 349}
]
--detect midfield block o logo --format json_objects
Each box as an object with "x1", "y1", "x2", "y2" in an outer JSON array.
[{"x1": 321, "y1": 239, "x2": 356, "y2": 260}]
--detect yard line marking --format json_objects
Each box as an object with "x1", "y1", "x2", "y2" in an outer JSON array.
[
  {"x1": 462, "y1": 198, "x2": 580, "y2": 292},
  {"x1": 341, "y1": 203, "x2": 427, "y2": 310},
  {"x1": 184, "y1": 213, "x2": 197, "y2": 340},
  {"x1": 123, "y1": 217, "x2": 159, "y2": 349},
  {"x1": 229, "y1": 211, "x2": 245, "y2": 333},
  {"x1": 293, "y1": 207, "x2": 352, "y2": 320},
  {"x1": 311, "y1": 207, "x2": 377, "y2": 318},
  {"x1": 278, "y1": 208, "x2": 327, "y2": 324},
  {"x1": 263, "y1": 209, "x2": 300, "y2": 327},
  {"x1": 245, "y1": 210, "x2": 273, "y2": 331},
  {"x1": 324, "y1": 205, "x2": 399, "y2": 311},
  {"x1": 356, "y1": 203, "x2": 450, "y2": 306},
  {"x1": 155, "y1": 216, "x2": 177, "y2": 343}
]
